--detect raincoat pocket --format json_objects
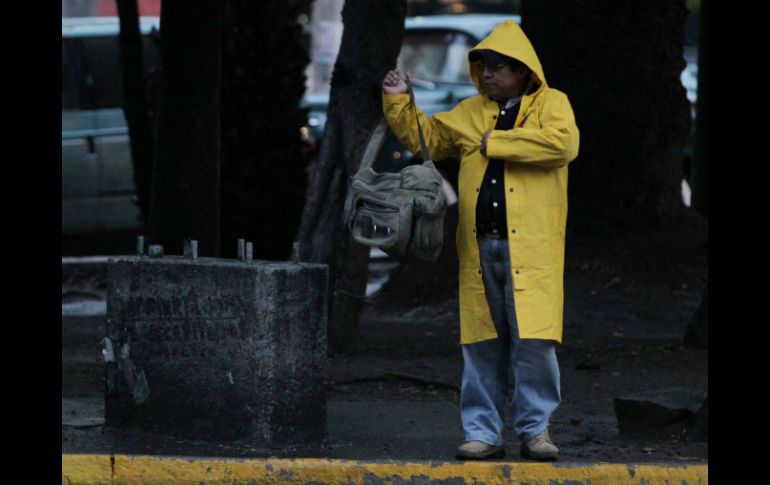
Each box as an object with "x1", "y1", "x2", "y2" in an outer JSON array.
[{"x1": 512, "y1": 268, "x2": 528, "y2": 290}]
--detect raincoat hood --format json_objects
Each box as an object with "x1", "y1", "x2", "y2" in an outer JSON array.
[{"x1": 468, "y1": 20, "x2": 547, "y2": 97}]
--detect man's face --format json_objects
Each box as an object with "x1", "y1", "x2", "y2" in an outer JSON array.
[{"x1": 480, "y1": 62, "x2": 530, "y2": 102}]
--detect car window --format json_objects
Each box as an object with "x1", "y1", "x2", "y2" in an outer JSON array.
[
  {"x1": 79, "y1": 35, "x2": 124, "y2": 110},
  {"x1": 397, "y1": 29, "x2": 474, "y2": 84},
  {"x1": 62, "y1": 41, "x2": 80, "y2": 110},
  {"x1": 72, "y1": 32, "x2": 161, "y2": 111}
]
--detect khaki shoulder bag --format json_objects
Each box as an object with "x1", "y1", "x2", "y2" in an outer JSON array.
[{"x1": 343, "y1": 79, "x2": 446, "y2": 263}]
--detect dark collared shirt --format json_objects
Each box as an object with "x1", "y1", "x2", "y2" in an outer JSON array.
[{"x1": 476, "y1": 97, "x2": 521, "y2": 238}]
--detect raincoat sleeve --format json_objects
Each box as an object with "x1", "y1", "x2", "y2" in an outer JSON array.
[
  {"x1": 485, "y1": 91, "x2": 579, "y2": 169},
  {"x1": 382, "y1": 92, "x2": 460, "y2": 162}
]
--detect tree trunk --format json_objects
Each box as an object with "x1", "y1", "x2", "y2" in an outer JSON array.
[
  {"x1": 521, "y1": 0, "x2": 691, "y2": 234},
  {"x1": 296, "y1": 0, "x2": 408, "y2": 354},
  {"x1": 684, "y1": 2, "x2": 707, "y2": 349},
  {"x1": 691, "y1": 0, "x2": 707, "y2": 217},
  {"x1": 219, "y1": 0, "x2": 313, "y2": 260},
  {"x1": 683, "y1": 282, "x2": 707, "y2": 349},
  {"x1": 116, "y1": 0, "x2": 155, "y2": 226},
  {"x1": 148, "y1": 0, "x2": 222, "y2": 256}
]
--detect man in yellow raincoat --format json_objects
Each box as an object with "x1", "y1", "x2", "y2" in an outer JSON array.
[{"x1": 382, "y1": 20, "x2": 579, "y2": 460}]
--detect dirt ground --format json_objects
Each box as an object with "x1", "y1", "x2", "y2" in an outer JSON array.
[
  {"x1": 340, "y1": 207, "x2": 708, "y2": 462},
  {"x1": 62, "y1": 208, "x2": 707, "y2": 462}
]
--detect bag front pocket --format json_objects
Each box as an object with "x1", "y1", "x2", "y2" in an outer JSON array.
[
  {"x1": 350, "y1": 199, "x2": 402, "y2": 248},
  {"x1": 411, "y1": 203, "x2": 444, "y2": 258}
]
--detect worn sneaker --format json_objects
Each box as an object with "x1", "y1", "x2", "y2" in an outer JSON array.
[
  {"x1": 520, "y1": 428, "x2": 559, "y2": 461},
  {"x1": 455, "y1": 440, "x2": 505, "y2": 460}
]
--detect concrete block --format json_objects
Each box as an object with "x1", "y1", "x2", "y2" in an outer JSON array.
[
  {"x1": 104, "y1": 256, "x2": 328, "y2": 448},
  {"x1": 683, "y1": 395, "x2": 708, "y2": 442},
  {"x1": 613, "y1": 388, "x2": 705, "y2": 439}
]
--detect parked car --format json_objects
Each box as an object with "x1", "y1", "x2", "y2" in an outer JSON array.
[
  {"x1": 62, "y1": 16, "x2": 160, "y2": 234},
  {"x1": 302, "y1": 13, "x2": 700, "y2": 179},
  {"x1": 302, "y1": 14, "x2": 517, "y2": 174}
]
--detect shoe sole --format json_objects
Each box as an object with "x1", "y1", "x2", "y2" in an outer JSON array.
[
  {"x1": 519, "y1": 448, "x2": 558, "y2": 461},
  {"x1": 455, "y1": 448, "x2": 506, "y2": 460}
]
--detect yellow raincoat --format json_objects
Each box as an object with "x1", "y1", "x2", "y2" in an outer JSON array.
[{"x1": 382, "y1": 20, "x2": 579, "y2": 345}]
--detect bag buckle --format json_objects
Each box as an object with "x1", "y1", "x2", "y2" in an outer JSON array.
[
  {"x1": 356, "y1": 215, "x2": 391, "y2": 238},
  {"x1": 373, "y1": 224, "x2": 392, "y2": 236}
]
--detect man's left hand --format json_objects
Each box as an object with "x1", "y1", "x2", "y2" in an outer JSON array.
[{"x1": 480, "y1": 130, "x2": 492, "y2": 156}]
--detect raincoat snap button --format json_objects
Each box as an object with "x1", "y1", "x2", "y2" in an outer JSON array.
[
  {"x1": 472, "y1": 228, "x2": 476, "y2": 233},
  {"x1": 511, "y1": 228, "x2": 516, "y2": 233},
  {"x1": 476, "y1": 187, "x2": 479, "y2": 192},
  {"x1": 515, "y1": 269, "x2": 520, "y2": 274},
  {"x1": 478, "y1": 269, "x2": 482, "y2": 274},
  {"x1": 509, "y1": 188, "x2": 514, "y2": 192},
  {"x1": 492, "y1": 115, "x2": 497, "y2": 119}
]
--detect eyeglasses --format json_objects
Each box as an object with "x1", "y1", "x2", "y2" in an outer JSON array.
[{"x1": 479, "y1": 61, "x2": 509, "y2": 73}]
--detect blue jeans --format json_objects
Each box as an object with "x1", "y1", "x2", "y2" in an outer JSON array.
[{"x1": 460, "y1": 236, "x2": 561, "y2": 445}]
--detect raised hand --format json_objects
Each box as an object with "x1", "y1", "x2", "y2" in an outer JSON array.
[{"x1": 382, "y1": 69, "x2": 411, "y2": 94}]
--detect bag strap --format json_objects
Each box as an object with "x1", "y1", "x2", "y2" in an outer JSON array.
[
  {"x1": 358, "y1": 76, "x2": 432, "y2": 172},
  {"x1": 358, "y1": 117, "x2": 389, "y2": 171},
  {"x1": 406, "y1": 78, "x2": 432, "y2": 164}
]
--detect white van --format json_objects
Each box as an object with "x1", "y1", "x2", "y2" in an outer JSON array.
[{"x1": 61, "y1": 16, "x2": 160, "y2": 233}]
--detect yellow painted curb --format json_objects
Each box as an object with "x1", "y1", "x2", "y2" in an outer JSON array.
[
  {"x1": 61, "y1": 454, "x2": 113, "y2": 485},
  {"x1": 62, "y1": 454, "x2": 708, "y2": 485}
]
